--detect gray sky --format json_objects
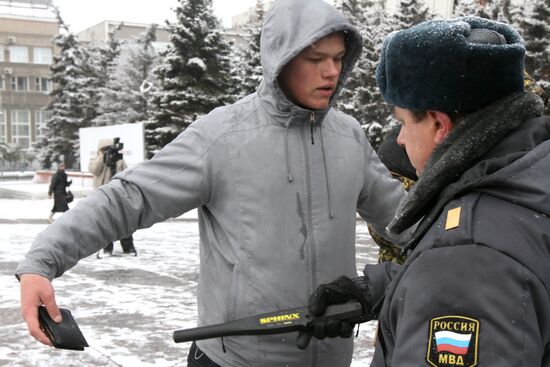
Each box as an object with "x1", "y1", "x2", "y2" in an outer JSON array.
[{"x1": 51, "y1": 0, "x2": 259, "y2": 32}]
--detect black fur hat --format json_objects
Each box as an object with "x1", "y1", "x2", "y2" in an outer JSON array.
[{"x1": 376, "y1": 17, "x2": 525, "y2": 113}]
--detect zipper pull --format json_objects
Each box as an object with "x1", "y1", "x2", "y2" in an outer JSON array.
[{"x1": 310, "y1": 112, "x2": 315, "y2": 145}]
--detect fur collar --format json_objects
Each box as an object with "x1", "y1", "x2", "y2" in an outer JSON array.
[{"x1": 388, "y1": 92, "x2": 545, "y2": 235}]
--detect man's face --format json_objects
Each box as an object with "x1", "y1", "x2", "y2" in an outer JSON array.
[
  {"x1": 395, "y1": 107, "x2": 440, "y2": 176},
  {"x1": 278, "y1": 32, "x2": 346, "y2": 110}
]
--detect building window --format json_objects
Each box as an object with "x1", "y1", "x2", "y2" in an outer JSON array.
[
  {"x1": 0, "y1": 75, "x2": 4, "y2": 90},
  {"x1": 33, "y1": 47, "x2": 53, "y2": 64},
  {"x1": 11, "y1": 110, "x2": 31, "y2": 148},
  {"x1": 0, "y1": 110, "x2": 5, "y2": 143},
  {"x1": 35, "y1": 77, "x2": 52, "y2": 93},
  {"x1": 8, "y1": 45, "x2": 29, "y2": 63},
  {"x1": 153, "y1": 42, "x2": 170, "y2": 52},
  {"x1": 0, "y1": 45, "x2": 4, "y2": 62},
  {"x1": 35, "y1": 109, "x2": 49, "y2": 140},
  {"x1": 11, "y1": 76, "x2": 28, "y2": 91}
]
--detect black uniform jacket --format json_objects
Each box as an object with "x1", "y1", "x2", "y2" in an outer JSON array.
[{"x1": 368, "y1": 93, "x2": 550, "y2": 367}]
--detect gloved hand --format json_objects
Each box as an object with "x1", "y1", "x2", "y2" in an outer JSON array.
[{"x1": 296, "y1": 275, "x2": 370, "y2": 350}]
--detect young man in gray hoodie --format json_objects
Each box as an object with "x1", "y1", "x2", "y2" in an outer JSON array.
[{"x1": 16, "y1": 0, "x2": 408, "y2": 366}]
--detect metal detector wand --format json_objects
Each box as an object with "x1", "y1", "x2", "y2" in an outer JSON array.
[{"x1": 173, "y1": 301, "x2": 362, "y2": 343}]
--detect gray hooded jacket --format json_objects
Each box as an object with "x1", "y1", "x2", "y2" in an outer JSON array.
[{"x1": 16, "y1": 0, "x2": 406, "y2": 365}]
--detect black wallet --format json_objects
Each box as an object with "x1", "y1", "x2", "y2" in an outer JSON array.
[{"x1": 38, "y1": 306, "x2": 89, "y2": 351}]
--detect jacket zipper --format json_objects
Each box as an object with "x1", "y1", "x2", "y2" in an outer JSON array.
[
  {"x1": 310, "y1": 111, "x2": 315, "y2": 145},
  {"x1": 301, "y1": 120, "x2": 318, "y2": 366}
]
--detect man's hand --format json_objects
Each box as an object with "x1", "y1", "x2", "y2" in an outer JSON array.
[
  {"x1": 20, "y1": 274, "x2": 62, "y2": 346},
  {"x1": 296, "y1": 276, "x2": 371, "y2": 349},
  {"x1": 48, "y1": 194, "x2": 52, "y2": 199}
]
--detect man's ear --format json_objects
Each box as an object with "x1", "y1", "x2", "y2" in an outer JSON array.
[{"x1": 428, "y1": 110, "x2": 452, "y2": 144}]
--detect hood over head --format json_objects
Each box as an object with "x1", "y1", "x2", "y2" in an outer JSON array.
[{"x1": 260, "y1": 0, "x2": 362, "y2": 110}]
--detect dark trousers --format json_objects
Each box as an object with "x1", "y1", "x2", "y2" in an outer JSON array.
[
  {"x1": 187, "y1": 342, "x2": 221, "y2": 367},
  {"x1": 103, "y1": 236, "x2": 136, "y2": 253}
]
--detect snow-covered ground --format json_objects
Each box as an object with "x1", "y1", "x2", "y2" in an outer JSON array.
[
  {"x1": 0, "y1": 180, "x2": 197, "y2": 223},
  {"x1": 0, "y1": 181, "x2": 378, "y2": 366}
]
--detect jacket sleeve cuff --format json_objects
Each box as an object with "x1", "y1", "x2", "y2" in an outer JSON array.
[
  {"x1": 355, "y1": 262, "x2": 402, "y2": 319},
  {"x1": 15, "y1": 259, "x2": 56, "y2": 281}
]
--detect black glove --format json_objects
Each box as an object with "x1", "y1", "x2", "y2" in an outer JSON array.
[{"x1": 296, "y1": 275, "x2": 370, "y2": 350}]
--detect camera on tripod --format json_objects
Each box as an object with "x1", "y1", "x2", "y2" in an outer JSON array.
[{"x1": 104, "y1": 137, "x2": 124, "y2": 168}]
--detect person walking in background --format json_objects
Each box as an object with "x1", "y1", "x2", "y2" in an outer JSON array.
[
  {"x1": 300, "y1": 16, "x2": 550, "y2": 366},
  {"x1": 16, "y1": 0, "x2": 411, "y2": 365},
  {"x1": 47, "y1": 163, "x2": 71, "y2": 223},
  {"x1": 88, "y1": 137, "x2": 136, "y2": 256}
]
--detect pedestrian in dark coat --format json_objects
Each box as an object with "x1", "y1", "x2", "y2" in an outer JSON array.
[
  {"x1": 47, "y1": 163, "x2": 71, "y2": 223},
  {"x1": 301, "y1": 17, "x2": 550, "y2": 366}
]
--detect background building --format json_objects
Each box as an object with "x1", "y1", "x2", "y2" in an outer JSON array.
[
  {"x1": 383, "y1": 0, "x2": 454, "y2": 17},
  {"x1": 0, "y1": 0, "x2": 57, "y2": 153},
  {"x1": 77, "y1": 20, "x2": 171, "y2": 50},
  {"x1": 230, "y1": 0, "x2": 272, "y2": 30},
  {"x1": 384, "y1": 0, "x2": 528, "y2": 18},
  {"x1": 76, "y1": 19, "x2": 245, "y2": 55}
]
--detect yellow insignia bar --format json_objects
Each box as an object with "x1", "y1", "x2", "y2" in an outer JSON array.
[
  {"x1": 259, "y1": 313, "x2": 301, "y2": 324},
  {"x1": 445, "y1": 207, "x2": 461, "y2": 230}
]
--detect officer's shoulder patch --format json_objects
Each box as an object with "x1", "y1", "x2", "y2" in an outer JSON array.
[
  {"x1": 445, "y1": 207, "x2": 462, "y2": 230},
  {"x1": 426, "y1": 315, "x2": 480, "y2": 367}
]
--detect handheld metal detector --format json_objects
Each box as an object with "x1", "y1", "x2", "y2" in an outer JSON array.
[{"x1": 173, "y1": 301, "x2": 362, "y2": 343}]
